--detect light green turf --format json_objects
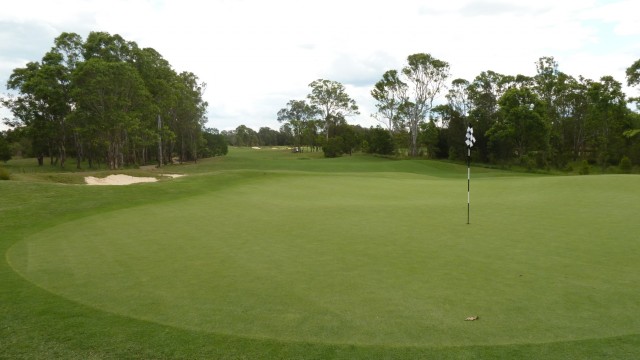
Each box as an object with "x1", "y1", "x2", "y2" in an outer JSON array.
[{"x1": 7, "y1": 162, "x2": 640, "y2": 349}]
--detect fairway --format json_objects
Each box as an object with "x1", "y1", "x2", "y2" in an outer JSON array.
[{"x1": 7, "y1": 162, "x2": 640, "y2": 348}]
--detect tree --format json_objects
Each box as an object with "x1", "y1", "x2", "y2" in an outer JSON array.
[
  {"x1": 0, "y1": 132, "x2": 11, "y2": 163},
  {"x1": 172, "y1": 71, "x2": 207, "y2": 163},
  {"x1": 307, "y1": 79, "x2": 359, "y2": 140},
  {"x1": 584, "y1": 76, "x2": 631, "y2": 168},
  {"x1": 334, "y1": 123, "x2": 361, "y2": 155},
  {"x1": 277, "y1": 99, "x2": 320, "y2": 148},
  {"x1": 466, "y1": 70, "x2": 511, "y2": 162},
  {"x1": 446, "y1": 78, "x2": 471, "y2": 119},
  {"x1": 420, "y1": 120, "x2": 440, "y2": 158},
  {"x1": 257, "y1": 127, "x2": 280, "y2": 146},
  {"x1": 234, "y1": 125, "x2": 258, "y2": 146},
  {"x1": 365, "y1": 127, "x2": 395, "y2": 155},
  {"x1": 202, "y1": 128, "x2": 228, "y2": 157},
  {"x1": 322, "y1": 136, "x2": 344, "y2": 158},
  {"x1": 82, "y1": 31, "x2": 137, "y2": 63},
  {"x1": 4, "y1": 41, "x2": 76, "y2": 168},
  {"x1": 50, "y1": 32, "x2": 85, "y2": 168},
  {"x1": 627, "y1": 59, "x2": 640, "y2": 110},
  {"x1": 133, "y1": 46, "x2": 179, "y2": 166},
  {"x1": 371, "y1": 70, "x2": 407, "y2": 133},
  {"x1": 487, "y1": 87, "x2": 548, "y2": 163},
  {"x1": 400, "y1": 53, "x2": 450, "y2": 157},
  {"x1": 4, "y1": 31, "x2": 207, "y2": 169},
  {"x1": 71, "y1": 58, "x2": 154, "y2": 169},
  {"x1": 626, "y1": 59, "x2": 640, "y2": 88},
  {"x1": 533, "y1": 56, "x2": 574, "y2": 167}
]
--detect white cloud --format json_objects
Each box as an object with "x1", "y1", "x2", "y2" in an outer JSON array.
[{"x1": 1, "y1": 0, "x2": 638, "y2": 132}]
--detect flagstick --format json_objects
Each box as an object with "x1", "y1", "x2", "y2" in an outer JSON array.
[
  {"x1": 465, "y1": 125, "x2": 475, "y2": 225},
  {"x1": 467, "y1": 147, "x2": 470, "y2": 225}
]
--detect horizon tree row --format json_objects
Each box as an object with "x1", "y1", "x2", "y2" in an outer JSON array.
[
  {"x1": 372, "y1": 54, "x2": 640, "y2": 169},
  {"x1": 272, "y1": 53, "x2": 639, "y2": 165},
  {"x1": 276, "y1": 79, "x2": 361, "y2": 155},
  {"x1": 1, "y1": 31, "x2": 212, "y2": 169}
]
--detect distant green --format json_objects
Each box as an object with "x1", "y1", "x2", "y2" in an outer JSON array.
[{"x1": 2, "y1": 147, "x2": 640, "y2": 359}]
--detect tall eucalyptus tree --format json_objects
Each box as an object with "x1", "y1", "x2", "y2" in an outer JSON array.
[
  {"x1": 400, "y1": 53, "x2": 450, "y2": 157},
  {"x1": 307, "y1": 79, "x2": 359, "y2": 140}
]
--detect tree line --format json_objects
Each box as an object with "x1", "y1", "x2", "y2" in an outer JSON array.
[
  {"x1": 269, "y1": 54, "x2": 640, "y2": 169},
  {"x1": 3, "y1": 41, "x2": 639, "y2": 170},
  {"x1": 0, "y1": 31, "x2": 224, "y2": 169}
]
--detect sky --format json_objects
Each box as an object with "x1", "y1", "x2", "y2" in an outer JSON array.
[{"x1": 1, "y1": 0, "x2": 638, "y2": 132}]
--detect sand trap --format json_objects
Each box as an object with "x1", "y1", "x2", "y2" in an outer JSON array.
[
  {"x1": 85, "y1": 173, "x2": 186, "y2": 185},
  {"x1": 85, "y1": 174, "x2": 157, "y2": 185},
  {"x1": 162, "y1": 174, "x2": 185, "y2": 179}
]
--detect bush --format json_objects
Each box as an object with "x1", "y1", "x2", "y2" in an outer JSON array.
[
  {"x1": 579, "y1": 160, "x2": 590, "y2": 175},
  {"x1": 365, "y1": 127, "x2": 395, "y2": 155},
  {"x1": 519, "y1": 155, "x2": 536, "y2": 172},
  {"x1": 619, "y1": 156, "x2": 632, "y2": 173},
  {"x1": 0, "y1": 166, "x2": 10, "y2": 180},
  {"x1": 0, "y1": 136, "x2": 12, "y2": 163},
  {"x1": 322, "y1": 137, "x2": 344, "y2": 158}
]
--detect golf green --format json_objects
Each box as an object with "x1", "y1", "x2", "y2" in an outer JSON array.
[{"x1": 7, "y1": 172, "x2": 640, "y2": 347}]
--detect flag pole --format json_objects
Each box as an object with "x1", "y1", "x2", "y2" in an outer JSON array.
[
  {"x1": 467, "y1": 146, "x2": 470, "y2": 224},
  {"x1": 465, "y1": 126, "x2": 475, "y2": 225}
]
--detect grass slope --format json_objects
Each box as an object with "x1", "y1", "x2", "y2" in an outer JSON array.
[{"x1": 2, "y1": 147, "x2": 640, "y2": 359}]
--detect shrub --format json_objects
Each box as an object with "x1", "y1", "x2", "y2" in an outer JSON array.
[
  {"x1": 0, "y1": 136, "x2": 12, "y2": 163},
  {"x1": 0, "y1": 166, "x2": 10, "y2": 180},
  {"x1": 579, "y1": 160, "x2": 590, "y2": 175},
  {"x1": 520, "y1": 155, "x2": 536, "y2": 172},
  {"x1": 322, "y1": 137, "x2": 344, "y2": 158},
  {"x1": 448, "y1": 146, "x2": 458, "y2": 161},
  {"x1": 619, "y1": 156, "x2": 632, "y2": 173},
  {"x1": 366, "y1": 128, "x2": 395, "y2": 155}
]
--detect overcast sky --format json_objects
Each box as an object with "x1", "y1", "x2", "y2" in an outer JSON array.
[{"x1": 1, "y1": 0, "x2": 638, "y2": 132}]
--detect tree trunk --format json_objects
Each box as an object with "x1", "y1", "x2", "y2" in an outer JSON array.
[
  {"x1": 74, "y1": 131, "x2": 83, "y2": 169},
  {"x1": 410, "y1": 128, "x2": 419, "y2": 157},
  {"x1": 157, "y1": 115, "x2": 163, "y2": 168},
  {"x1": 181, "y1": 132, "x2": 185, "y2": 163},
  {"x1": 59, "y1": 143, "x2": 66, "y2": 168}
]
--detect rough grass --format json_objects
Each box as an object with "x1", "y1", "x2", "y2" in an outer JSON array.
[{"x1": 1, "y1": 147, "x2": 640, "y2": 359}]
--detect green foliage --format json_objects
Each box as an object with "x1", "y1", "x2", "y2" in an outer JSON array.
[
  {"x1": 365, "y1": 127, "x2": 395, "y2": 155},
  {"x1": 334, "y1": 123, "x2": 361, "y2": 155},
  {"x1": 579, "y1": 159, "x2": 590, "y2": 175},
  {"x1": 0, "y1": 133, "x2": 12, "y2": 163},
  {"x1": 619, "y1": 156, "x2": 632, "y2": 173},
  {"x1": 233, "y1": 125, "x2": 259, "y2": 147},
  {"x1": 626, "y1": 58, "x2": 640, "y2": 88},
  {"x1": 623, "y1": 129, "x2": 640, "y2": 138},
  {"x1": 4, "y1": 31, "x2": 208, "y2": 169},
  {"x1": 371, "y1": 69, "x2": 406, "y2": 132},
  {"x1": 403, "y1": 53, "x2": 450, "y2": 157},
  {"x1": 488, "y1": 87, "x2": 548, "y2": 163},
  {"x1": 322, "y1": 136, "x2": 344, "y2": 157},
  {"x1": 307, "y1": 79, "x2": 359, "y2": 140},
  {"x1": 202, "y1": 132, "x2": 228, "y2": 156},
  {"x1": 0, "y1": 165, "x2": 9, "y2": 180},
  {"x1": 277, "y1": 99, "x2": 321, "y2": 147},
  {"x1": 420, "y1": 120, "x2": 440, "y2": 158}
]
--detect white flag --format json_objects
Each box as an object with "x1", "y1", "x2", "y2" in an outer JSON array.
[{"x1": 465, "y1": 126, "x2": 476, "y2": 148}]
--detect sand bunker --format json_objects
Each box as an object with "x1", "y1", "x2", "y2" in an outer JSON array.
[{"x1": 85, "y1": 174, "x2": 184, "y2": 186}]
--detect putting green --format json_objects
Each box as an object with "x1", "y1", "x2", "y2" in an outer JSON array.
[{"x1": 7, "y1": 172, "x2": 640, "y2": 347}]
